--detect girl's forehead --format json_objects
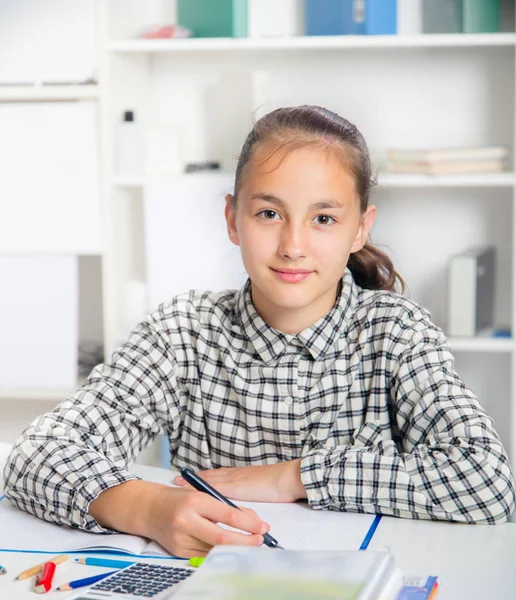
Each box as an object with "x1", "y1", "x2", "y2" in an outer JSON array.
[{"x1": 241, "y1": 144, "x2": 357, "y2": 198}]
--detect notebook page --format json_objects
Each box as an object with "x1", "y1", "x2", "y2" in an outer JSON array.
[
  {"x1": 0, "y1": 497, "x2": 161, "y2": 556},
  {"x1": 234, "y1": 500, "x2": 376, "y2": 551}
]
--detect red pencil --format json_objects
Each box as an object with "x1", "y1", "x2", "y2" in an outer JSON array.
[{"x1": 33, "y1": 562, "x2": 56, "y2": 594}]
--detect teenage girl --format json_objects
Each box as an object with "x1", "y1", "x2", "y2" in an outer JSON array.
[{"x1": 4, "y1": 106, "x2": 515, "y2": 557}]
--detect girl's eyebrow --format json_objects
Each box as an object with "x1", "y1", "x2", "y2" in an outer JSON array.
[{"x1": 249, "y1": 193, "x2": 345, "y2": 210}]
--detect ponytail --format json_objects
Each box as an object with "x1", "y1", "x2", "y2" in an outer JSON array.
[{"x1": 348, "y1": 243, "x2": 405, "y2": 293}]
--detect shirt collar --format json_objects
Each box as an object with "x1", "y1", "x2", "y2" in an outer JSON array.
[{"x1": 234, "y1": 269, "x2": 359, "y2": 363}]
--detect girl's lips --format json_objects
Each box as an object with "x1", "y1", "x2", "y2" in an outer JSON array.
[{"x1": 271, "y1": 268, "x2": 313, "y2": 283}]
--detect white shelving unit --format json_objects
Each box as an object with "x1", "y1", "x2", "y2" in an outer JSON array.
[
  {"x1": 108, "y1": 32, "x2": 516, "y2": 52},
  {"x1": 0, "y1": 84, "x2": 99, "y2": 102},
  {"x1": 3, "y1": 1, "x2": 516, "y2": 471}
]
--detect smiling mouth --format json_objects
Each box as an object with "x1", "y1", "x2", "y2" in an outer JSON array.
[{"x1": 271, "y1": 268, "x2": 314, "y2": 282}]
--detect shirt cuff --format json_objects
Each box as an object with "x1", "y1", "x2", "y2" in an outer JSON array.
[
  {"x1": 72, "y1": 470, "x2": 141, "y2": 533},
  {"x1": 300, "y1": 451, "x2": 331, "y2": 510}
]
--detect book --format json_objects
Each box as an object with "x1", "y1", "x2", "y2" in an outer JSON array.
[
  {"x1": 0, "y1": 493, "x2": 378, "y2": 556},
  {"x1": 174, "y1": 545, "x2": 404, "y2": 600},
  {"x1": 177, "y1": 0, "x2": 248, "y2": 38},
  {"x1": 422, "y1": 0, "x2": 462, "y2": 34},
  {"x1": 397, "y1": 575, "x2": 439, "y2": 599},
  {"x1": 386, "y1": 159, "x2": 506, "y2": 175},
  {"x1": 462, "y1": 0, "x2": 500, "y2": 33},
  {"x1": 386, "y1": 146, "x2": 509, "y2": 164}
]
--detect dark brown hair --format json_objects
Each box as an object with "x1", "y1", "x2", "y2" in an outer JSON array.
[{"x1": 233, "y1": 105, "x2": 405, "y2": 293}]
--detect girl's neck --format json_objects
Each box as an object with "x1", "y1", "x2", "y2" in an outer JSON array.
[{"x1": 250, "y1": 283, "x2": 339, "y2": 335}]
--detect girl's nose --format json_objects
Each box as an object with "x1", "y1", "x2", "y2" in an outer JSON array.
[{"x1": 279, "y1": 224, "x2": 308, "y2": 260}]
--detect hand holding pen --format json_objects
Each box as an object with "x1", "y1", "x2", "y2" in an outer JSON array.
[{"x1": 179, "y1": 467, "x2": 284, "y2": 549}]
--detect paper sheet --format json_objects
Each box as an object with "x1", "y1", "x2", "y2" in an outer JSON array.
[
  {"x1": 0, "y1": 497, "x2": 165, "y2": 556},
  {"x1": 228, "y1": 500, "x2": 376, "y2": 552}
]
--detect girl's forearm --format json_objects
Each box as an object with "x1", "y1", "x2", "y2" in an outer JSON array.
[{"x1": 88, "y1": 479, "x2": 166, "y2": 537}]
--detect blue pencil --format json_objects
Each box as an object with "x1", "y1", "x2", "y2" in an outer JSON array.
[
  {"x1": 56, "y1": 570, "x2": 118, "y2": 591},
  {"x1": 74, "y1": 557, "x2": 135, "y2": 569},
  {"x1": 0, "y1": 565, "x2": 7, "y2": 575}
]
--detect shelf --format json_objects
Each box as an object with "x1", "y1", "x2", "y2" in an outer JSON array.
[
  {"x1": 113, "y1": 172, "x2": 516, "y2": 190},
  {"x1": 108, "y1": 33, "x2": 516, "y2": 54},
  {"x1": 377, "y1": 173, "x2": 516, "y2": 188},
  {"x1": 0, "y1": 84, "x2": 99, "y2": 102},
  {"x1": 0, "y1": 388, "x2": 76, "y2": 402},
  {"x1": 448, "y1": 337, "x2": 514, "y2": 353}
]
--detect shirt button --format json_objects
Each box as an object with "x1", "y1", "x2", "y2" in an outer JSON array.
[{"x1": 284, "y1": 396, "x2": 294, "y2": 405}]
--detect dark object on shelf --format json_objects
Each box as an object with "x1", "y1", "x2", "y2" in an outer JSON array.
[
  {"x1": 185, "y1": 161, "x2": 221, "y2": 173},
  {"x1": 78, "y1": 340, "x2": 104, "y2": 377},
  {"x1": 447, "y1": 246, "x2": 496, "y2": 337}
]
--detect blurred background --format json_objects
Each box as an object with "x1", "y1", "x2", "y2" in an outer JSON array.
[{"x1": 1, "y1": 0, "x2": 515, "y2": 468}]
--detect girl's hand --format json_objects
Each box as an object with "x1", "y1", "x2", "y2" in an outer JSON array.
[
  {"x1": 145, "y1": 486, "x2": 269, "y2": 557},
  {"x1": 89, "y1": 480, "x2": 268, "y2": 558},
  {"x1": 173, "y1": 459, "x2": 307, "y2": 503}
]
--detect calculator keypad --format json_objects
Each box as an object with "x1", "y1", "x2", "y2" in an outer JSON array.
[{"x1": 89, "y1": 563, "x2": 194, "y2": 597}]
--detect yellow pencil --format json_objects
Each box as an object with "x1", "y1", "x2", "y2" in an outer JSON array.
[{"x1": 16, "y1": 554, "x2": 68, "y2": 581}]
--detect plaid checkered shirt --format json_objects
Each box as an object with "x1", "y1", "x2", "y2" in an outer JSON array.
[{"x1": 3, "y1": 269, "x2": 515, "y2": 530}]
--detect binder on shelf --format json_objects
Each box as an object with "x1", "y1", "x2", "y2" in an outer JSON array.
[
  {"x1": 447, "y1": 246, "x2": 496, "y2": 338},
  {"x1": 177, "y1": 0, "x2": 248, "y2": 38},
  {"x1": 422, "y1": 0, "x2": 462, "y2": 34},
  {"x1": 304, "y1": 0, "x2": 396, "y2": 36},
  {"x1": 462, "y1": 0, "x2": 500, "y2": 33}
]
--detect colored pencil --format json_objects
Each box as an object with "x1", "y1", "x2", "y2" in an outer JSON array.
[
  {"x1": 16, "y1": 554, "x2": 68, "y2": 581},
  {"x1": 56, "y1": 570, "x2": 118, "y2": 591},
  {"x1": 74, "y1": 557, "x2": 135, "y2": 569}
]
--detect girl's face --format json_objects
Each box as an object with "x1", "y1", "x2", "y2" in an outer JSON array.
[{"x1": 225, "y1": 144, "x2": 376, "y2": 331}]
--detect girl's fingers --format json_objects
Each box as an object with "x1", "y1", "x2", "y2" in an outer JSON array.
[
  {"x1": 197, "y1": 497, "x2": 269, "y2": 535},
  {"x1": 187, "y1": 511, "x2": 264, "y2": 548}
]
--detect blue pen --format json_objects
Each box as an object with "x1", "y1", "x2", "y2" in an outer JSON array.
[
  {"x1": 56, "y1": 570, "x2": 118, "y2": 591},
  {"x1": 74, "y1": 557, "x2": 135, "y2": 569}
]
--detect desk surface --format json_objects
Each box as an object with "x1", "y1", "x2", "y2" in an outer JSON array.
[{"x1": 1, "y1": 452, "x2": 516, "y2": 599}]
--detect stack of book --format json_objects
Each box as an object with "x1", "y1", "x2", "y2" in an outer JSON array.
[
  {"x1": 385, "y1": 146, "x2": 509, "y2": 175},
  {"x1": 174, "y1": 545, "x2": 439, "y2": 600}
]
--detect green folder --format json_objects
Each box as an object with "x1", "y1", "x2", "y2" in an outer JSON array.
[
  {"x1": 462, "y1": 0, "x2": 500, "y2": 33},
  {"x1": 177, "y1": 0, "x2": 248, "y2": 38}
]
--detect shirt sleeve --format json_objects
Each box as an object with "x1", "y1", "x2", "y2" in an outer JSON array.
[
  {"x1": 2, "y1": 317, "x2": 180, "y2": 533},
  {"x1": 300, "y1": 312, "x2": 516, "y2": 524}
]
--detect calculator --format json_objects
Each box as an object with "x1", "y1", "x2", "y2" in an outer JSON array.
[{"x1": 67, "y1": 562, "x2": 196, "y2": 600}]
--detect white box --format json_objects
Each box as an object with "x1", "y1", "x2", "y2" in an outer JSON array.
[
  {"x1": 0, "y1": 102, "x2": 101, "y2": 253},
  {"x1": 249, "y1": 0, "x2": 303, "y2": 38},
  {"x1": 0, "y1": 0, "x2": 96, "y2": 84},
  {"x1": 144, "y1": 174, "x2": 247, "y2": 309},
  {"x1": 447, "y1": 247, "x2": 496, "y2": 337},
  {"x1": 397, "y1": 0, "x2": 423, "y2": 35},
  {"x1": 0, "y1": 255, "x2": 78, "y2": 390}
]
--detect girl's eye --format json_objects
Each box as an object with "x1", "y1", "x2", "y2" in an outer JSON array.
[
  {"x1": 258, "y1": 209, "x2": 280, "y2": 220},
  {"x1": 313, "y1": 215, "x2": 335, "y2": 225}
]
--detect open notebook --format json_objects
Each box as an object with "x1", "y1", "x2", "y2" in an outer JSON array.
[{"x1": 0, "y1": 494, "x2": 380, "y2": 557}]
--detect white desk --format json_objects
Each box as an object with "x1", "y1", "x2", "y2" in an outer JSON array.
[{"x1": 1, "y1": 454, "x2": 516, "y2": 599}]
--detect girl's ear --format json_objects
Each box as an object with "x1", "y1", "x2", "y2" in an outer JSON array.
[
  {"x1": 350, "y1": 205, "x2": 376, "y2": 254},
  {"x1": 224, "y1": 194, "x2": 240, "y2": 246}
]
